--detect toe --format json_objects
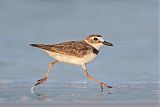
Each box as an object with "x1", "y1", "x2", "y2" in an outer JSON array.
[{"x1": 107, "y1": 86, "x2": 112, "y2": 88}]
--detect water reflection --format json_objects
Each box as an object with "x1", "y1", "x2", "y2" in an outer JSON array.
[
  {"x1": 34, "y1": 92, "x2": 48, "y2": 101},
  {"x1": 30, "y1": 83, "x2": 113, "y2": 101}
]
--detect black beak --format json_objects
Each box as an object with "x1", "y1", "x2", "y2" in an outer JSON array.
[{"x1": 103, "y1": 41, "x2": 113, "y2": 46}]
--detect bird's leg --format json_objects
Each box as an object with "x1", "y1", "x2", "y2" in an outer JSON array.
[
  {"x1": 31, "y1": 60, "x2": 59, "y2": 90},
  {"x1": 82, "y1": 64, "x2": 112, "y2": 92}
]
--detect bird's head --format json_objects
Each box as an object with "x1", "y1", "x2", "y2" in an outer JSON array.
[{"x1": 84, "y1": 34, "x2": 113, "y2": 50}]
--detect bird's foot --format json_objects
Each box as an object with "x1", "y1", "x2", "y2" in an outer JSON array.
[
  {"x1": 101, "y1": 82, "x2": 112, "y2": 88},
  {"x1": 99, "y1": 82, "x2": 112, "y2": 93},
  {"x1": 35, "y1": 77, "x2": 47, "y2": 86},
  {"x1": 31, "y1": 77, "x2": 48, "y2": 92}
]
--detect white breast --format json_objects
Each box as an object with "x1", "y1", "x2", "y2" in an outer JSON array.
[{"x1": 44, "y1": 50, "x2": 97, "y2": 66}]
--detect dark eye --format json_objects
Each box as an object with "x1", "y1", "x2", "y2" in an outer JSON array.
[{"x1": 94, "y1": 38, "x2": 98, "y2": 41}]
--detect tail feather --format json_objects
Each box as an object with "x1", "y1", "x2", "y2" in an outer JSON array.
[
  {"x1": 30, "y1": 44, "x2": 44, "y2": 48},
  {"x1": 30, "y1": 44, "x2": 52, "y2": 51}
]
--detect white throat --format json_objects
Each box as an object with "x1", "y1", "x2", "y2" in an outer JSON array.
[{"x1": 84, "y1": 40, "x2": 104, "y2": 50}]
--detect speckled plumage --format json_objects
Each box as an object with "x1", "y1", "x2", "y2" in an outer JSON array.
[{"x1": 30, "y1": 40, "x2": 99, "y2": 58}]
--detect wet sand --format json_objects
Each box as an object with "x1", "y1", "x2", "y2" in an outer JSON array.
[
  {"x1": 0, "y1": 82, "x2": 159, "y2": 107},
  {"x1": 2, "y1": 102, "x2": 159, "y2": 107}
]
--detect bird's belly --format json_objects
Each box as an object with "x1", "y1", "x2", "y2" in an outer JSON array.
[{"x1": 45, "y1": 50, "x2": 97, "y2": 65}]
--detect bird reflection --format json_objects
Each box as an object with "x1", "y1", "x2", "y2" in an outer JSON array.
[{"x1": 31, "y1": 90, "x2": 48, "y2": 101}]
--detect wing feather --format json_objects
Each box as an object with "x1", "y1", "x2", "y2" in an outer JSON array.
[{"x1": 30, "y1": 41, "x2": 92, "y2": 58}]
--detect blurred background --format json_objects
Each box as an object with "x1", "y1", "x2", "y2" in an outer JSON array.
[{"x1": 0, "y1": 0, "x2": 158, "y2": 87}]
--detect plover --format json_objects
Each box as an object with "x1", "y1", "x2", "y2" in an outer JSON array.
[{"x1": 30, "y1": 34, "x2": 113, "y2": 92}]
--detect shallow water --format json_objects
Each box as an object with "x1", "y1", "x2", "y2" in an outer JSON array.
[
  {"x1": 0, "y1": 82, "x2": 159, "y2": 104},
  {"x1": 0, "y1": 0, "x2": 159, "y2": 106}
]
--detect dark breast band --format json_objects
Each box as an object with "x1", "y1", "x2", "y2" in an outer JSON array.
[{"x1": 92, "y1": 47, "x2": 99, "y2": 55}]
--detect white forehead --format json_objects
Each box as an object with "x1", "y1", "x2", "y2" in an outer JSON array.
[{"x1": 97, "y1": 37, "x2": 104, "y2": 42}]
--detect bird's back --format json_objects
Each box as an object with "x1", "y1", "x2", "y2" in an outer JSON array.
[{"x1": 30, "y1": 41, "x2": 98, "y2": 58}]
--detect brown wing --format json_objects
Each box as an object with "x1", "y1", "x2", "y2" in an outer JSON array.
[{"x1": 30, "y1": 41, "x2": 92, "y2": 58}]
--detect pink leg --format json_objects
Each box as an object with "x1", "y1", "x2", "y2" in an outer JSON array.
[{"x1": 34, "y1": 60, "x2": 59, "y2": 87}]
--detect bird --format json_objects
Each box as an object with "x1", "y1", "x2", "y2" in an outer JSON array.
[{"x1": 30, "y1": 34, "x2": 113, "y2": 92}]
